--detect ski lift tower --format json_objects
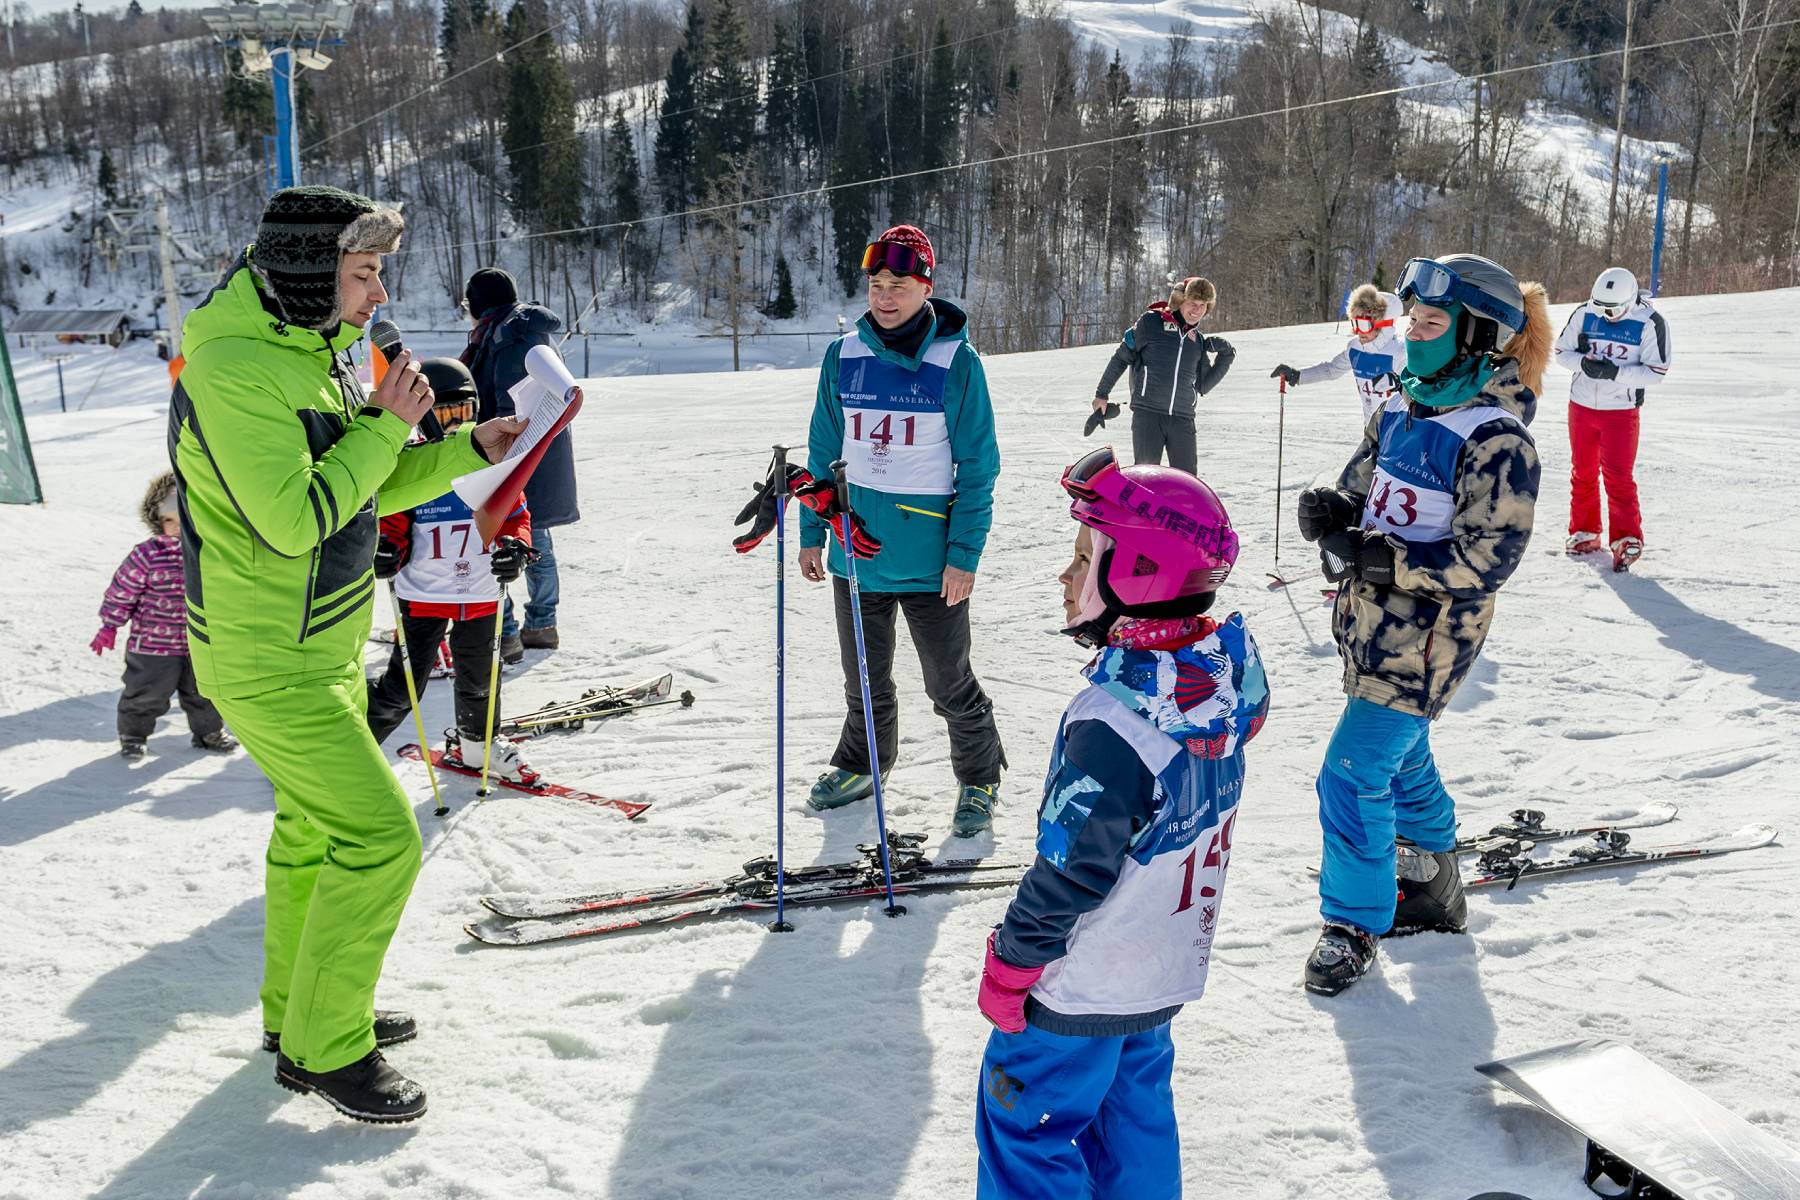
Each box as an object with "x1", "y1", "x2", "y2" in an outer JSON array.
[{"x1": 200, "y1": 3, "x2": 356, "y2": 193}]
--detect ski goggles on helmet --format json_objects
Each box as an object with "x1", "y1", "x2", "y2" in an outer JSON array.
[
  {"x1": 1061, "y1": 445, "x2": 1118, "y2": 503},
  {"x1": 1397, "y1": 257, "x2": 1524, "y2": 336},
  {"x1": 1349, "y1": 314, "x2": 1394, "y2": 335},
  {"x1": 861, "y1": 240, "x2": 932, "y2": 281},
  {"x1": 1594, "y1": 297, "x2": 1631, "y2": 321},
  {"x1": 431, "y1": 395, "x2": 477, "y2": 429}
]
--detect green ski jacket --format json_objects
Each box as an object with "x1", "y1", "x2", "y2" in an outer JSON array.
[{"x1": 168, "y1": 252, "x2": 488, "y2": 698}]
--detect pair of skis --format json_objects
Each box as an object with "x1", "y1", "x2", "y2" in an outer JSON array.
[
  {"x1": 466, "y1": 832, "x2": 1026, "y2": 946},
  {"x1": 499, "y1": 672, "x2": 694, "y2": 738}
]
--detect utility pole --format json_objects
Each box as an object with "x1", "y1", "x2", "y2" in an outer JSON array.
[
  {"x1": 1603, "y1": 0, "x2": 1636, "y2": 263},
  {"x1": 155, "y1": 196, "x2": 183, "y2": 358}
]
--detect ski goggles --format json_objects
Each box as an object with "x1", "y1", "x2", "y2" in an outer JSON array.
[
  {"x1": 1396, "y1": 257, "x2": 1524, "y2": 335},
  {"x1": 431, "y1": 395, "x2": 477, "y2": 429},
  {"x1": 1349, "y1": 314, "x2": 1394, "y2": 335},
  {"x1": 1062, "y1": 445, "x2": 1118, "y2": 502},
  {"x1": 861, "y1": 240, "x2": 932, "y2": 281},
  {"x1": 1594, "y1": 297, "x2": 1631, "y2": 321}
]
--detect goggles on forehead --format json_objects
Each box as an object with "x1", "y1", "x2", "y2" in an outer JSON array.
[
  {"x1": 1396, "y1": 257, "x2": 1524, "y2": 336},
  {"x1": 1062, "y1": 445, "x2": 1117, "y2": 502},
  {"x1": 861, "y1": 240, "x2": 931, "y2": 281},
  {"x1": 1350, "y1": 314, "x2": 1394, "y2": 335}
]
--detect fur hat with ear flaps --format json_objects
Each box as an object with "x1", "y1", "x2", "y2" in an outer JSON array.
[
  {"x1": 139, "y1": 471, "x2": 179, "y2": 535},
  {"x1": 251, "y1": 185, "x2": 404, "y2": 330}
]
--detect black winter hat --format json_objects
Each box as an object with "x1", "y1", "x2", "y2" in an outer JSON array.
[
  {"x1": 465, "y1": 267, "x2": 518, "y2": 318},
  {"x1": 253, "y1": 185, "x2": 404, "y2": 330}
]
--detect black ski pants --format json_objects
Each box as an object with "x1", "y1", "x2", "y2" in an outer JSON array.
[
  {"x1": 118, "y1": 651, "x2": 224, "y2": 740},
  {"x1": 366, "y1": 602, "x2": 502, "y2": 745},
  {"x1": 1130, "y1": 407, "x2": 1198, "y2": 474},
  {"x1": 830, "y1": 577, "x2": 1004, "y2": 786}
]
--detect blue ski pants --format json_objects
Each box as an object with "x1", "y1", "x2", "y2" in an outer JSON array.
[
  {"x1": 975, "y1": 1021, "x2": 1180, "y2": 1200},
  {"x1": 1316, "y1": 696, "x2": 1457, "y2": 935}
]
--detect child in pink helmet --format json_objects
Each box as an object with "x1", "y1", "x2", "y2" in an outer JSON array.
[{"x1": 974, "y1": 448, "x2": 1269, "y2": 1199}]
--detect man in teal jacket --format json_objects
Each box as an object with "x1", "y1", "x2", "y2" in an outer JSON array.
[{"x1": 799, "y1": 225, "x2": 1004, "y2": 835}]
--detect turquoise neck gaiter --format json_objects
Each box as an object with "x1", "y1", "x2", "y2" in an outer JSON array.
[{"x1": 1400, "y1": 301, "x2": 1493, "y2": 408}]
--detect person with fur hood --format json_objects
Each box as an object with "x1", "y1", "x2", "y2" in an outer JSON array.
[
  {"x1": 1292, "y1": 253, "x2": 1549, "y2": 997},
  {"x1": 1090, "y1": 276, "x2": 1235, "y2": 472},
  {"x1": 91, "y1": 471, "x2": 234, "y2": 760},
  {"x1": 1270, "y1": 285, "x2": 1406, "y2": 426}
]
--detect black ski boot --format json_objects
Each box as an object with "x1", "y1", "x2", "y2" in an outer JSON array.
[
  {"x1": 120, "y1": 738, "x2": 147, "y2": 761},
  {"x1": 262, "y1": 1010, "x2": 417, "y2": 1054},
  {"x1": 1391, "y1": 847, "x2": 1468, "y2": 934},
  {"x1": 275, "y1": 1049, "x2": 427, "y2": 1124},
  {"x1": 1304, "y1": 923, "x2": 1378, "y2": 996}
]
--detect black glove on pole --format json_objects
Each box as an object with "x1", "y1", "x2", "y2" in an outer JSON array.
[
  {"x1": 374, "y1": 537, "x2": 407, "y2": 580},
  {"x1": 489, "y1": 536, "x2": 539, "y2": 583},
  {"x1": 1271, "y1": 364, "x2": 1300, "y2": 386}
]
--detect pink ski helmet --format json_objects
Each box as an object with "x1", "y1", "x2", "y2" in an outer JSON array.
[{"x1": 1060, "y1": 446, "x2": 1238, "y2": 645}]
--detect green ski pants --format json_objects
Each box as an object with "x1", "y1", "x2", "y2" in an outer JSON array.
[{"x1": 214, "y1": 663, "x2": 422, "y2": 1073}]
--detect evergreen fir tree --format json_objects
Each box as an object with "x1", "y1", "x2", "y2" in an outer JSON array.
[
  {"x1": 441, "y1": 0, "x2": 492, "y2": 66},
  {"x1": 604, "y1": 101, "x2": 647, "y2": 285},
  {"x1": 921, "y1": 19, "x2": 958, "y2": 168},
  {"x1": 700, "y1": 0, "x2": 755, "y2": 175},
  {"x1": 829, "y1": 78, "x2": 877, "y2": 295},
  {"x1": 220, "y1": 48, "x2": 273, "y2": 150},
  {"x1": 502, "y1": 0, "x2": 583, "y2": 229},
  {"x1": 97, "y1": 149, "x2": 120, "y2": 207},
  {"x1": 655, "y1": 4, "x2": 704, "y2": 224},
  {"x1": 767, "y1": 250, "x2": 797, "y2": 319},
  {"x1": 762, "y1": 22, "x2": 800, "y2": 160},
  {"x1": 124, "y1": 0, "x2": 143, "y2": 21}
]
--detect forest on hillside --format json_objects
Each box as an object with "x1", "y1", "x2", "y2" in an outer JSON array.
[{"x1": 4, "y1": 0, "x2": 1798, "y2": 350}]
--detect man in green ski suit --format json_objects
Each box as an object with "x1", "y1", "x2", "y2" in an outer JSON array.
[{"x1": 168, "y1": 186, "x2": 525, "y2": 1123}]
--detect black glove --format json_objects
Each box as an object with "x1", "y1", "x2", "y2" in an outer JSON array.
[
  {"x1": 1318, "y1": 528, "x2": 1396, "y2": 587},
  {"x1": 1206, "y1": 337, "x2": 1235, "y2": 360},
  {"x1": 489, "y1": 536, "x2": 538, "y2": 583},
  {"x1": 1581, "y1": 357, "x2": 1619, "y2": 380},
  {"x1": 732, "y1": 461, "x2": 809, "y2": 553},
  {"x1": 1084, "y1": 402, "x2": 1121, "y2": 437},
  {"x1": 373, "y1": 537, "x2": 408, "y2": 580},
  {"x1": 1271, "y1": 364, "x2": 1300, "y2": 386},
  {"x1": 1575, "y1": 332, "x2": 1591, "y2": 355},
  {"x1": 1297, "y1": 487, "x2": 1361, "y2": 543}
]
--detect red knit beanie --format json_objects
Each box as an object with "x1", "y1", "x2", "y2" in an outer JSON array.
[{"x1": 874, "y1": 224, "x2": 935, "y2": 284}]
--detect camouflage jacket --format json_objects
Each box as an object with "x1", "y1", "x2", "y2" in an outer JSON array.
[{"x1": 1329, "y1": 359, "x2": 1541, "y2": 718}]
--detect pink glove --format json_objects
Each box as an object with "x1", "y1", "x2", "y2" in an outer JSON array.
[
  {"x1": 978, "y1": 931, "x2": 1045, "y2": 1034},
  {"x1": 90, "y1": 626, "x2": 117, "y2": 656}
]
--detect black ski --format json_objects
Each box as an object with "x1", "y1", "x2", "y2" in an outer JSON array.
[
  {"x1": 1453, "y1": 800, "x2": 1677, "y2": 854},
  {"x1": 481, "y1": 833, "x2": 1019, "y2": 920},
  {"x1": 467, "y1": 866, "x2": 1024, "y2": 946},
  {"x1": 1465, "y1": 823, "x2": 1776, "y2": 891}
]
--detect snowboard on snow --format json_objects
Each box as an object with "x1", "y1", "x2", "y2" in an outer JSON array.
[{"x1": 1477, "y1": 1039, "x2": 1800, "y2": 1200}]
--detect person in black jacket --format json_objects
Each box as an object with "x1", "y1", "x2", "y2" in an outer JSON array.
[
  {"x1": 460, "y1": 268, "x2": 581, "y2": 661},
  {"x1": 1091, "y1": 276, "x2": 1235, "y2": 472}
]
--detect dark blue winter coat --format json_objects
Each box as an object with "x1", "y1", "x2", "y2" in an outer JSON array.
[{"x1": 467, "y1": 302, "x2": 581, "y2": 529}]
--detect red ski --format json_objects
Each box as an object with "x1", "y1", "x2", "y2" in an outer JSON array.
[{"x1": 397, "y1": 744, "x2": 651, "y2": 820}]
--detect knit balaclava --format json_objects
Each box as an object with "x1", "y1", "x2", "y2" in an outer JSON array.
[{"x1": 252, "y1": 185, "x2": 404, "y2": 330}]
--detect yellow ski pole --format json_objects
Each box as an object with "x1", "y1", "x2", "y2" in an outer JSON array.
[
  {"x1": 477, "y1": 584, "x2": 506, "y2": 798},
  {"x1": 389, "y1": 582, "x2": 447, "y2": 817}
]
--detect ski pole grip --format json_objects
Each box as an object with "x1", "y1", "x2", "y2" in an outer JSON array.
[
  {"x1": 772, "y1": 443, "x2": 789, "y2": 473},
  {"x1": 830, "y1": 459, "x2": 849, "y2": 495}
]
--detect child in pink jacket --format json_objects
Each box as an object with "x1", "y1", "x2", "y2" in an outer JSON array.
[{"x1": 92, "y1": 472, "x2": 235, "y2": 759}]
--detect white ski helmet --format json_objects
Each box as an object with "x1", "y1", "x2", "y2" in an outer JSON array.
[{"x1": 1591, "y1": 267, "x2": 1638, "y2": 319}]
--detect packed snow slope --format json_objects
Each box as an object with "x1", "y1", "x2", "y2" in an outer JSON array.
[{"x1": 1, "y1": 289, "x2": 1796, "y2": 1200}]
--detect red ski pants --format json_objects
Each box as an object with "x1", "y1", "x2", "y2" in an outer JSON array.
[{"x1": 1568, "y1": 402, "x2": 1642, "y2": 543}]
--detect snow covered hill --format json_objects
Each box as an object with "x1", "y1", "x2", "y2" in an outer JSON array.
[{"x1": 1, "y1": 289, "x2": 1796, "y2": 1199}]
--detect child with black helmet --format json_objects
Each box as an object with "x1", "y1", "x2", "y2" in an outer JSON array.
[
  {"x1": 364, "y1": 356, "x2": 538, "y2": 784},
  {"x1": 1294, "y1": 253, "x2": 1549, "y2": 996}
]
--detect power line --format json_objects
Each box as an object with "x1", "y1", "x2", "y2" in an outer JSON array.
[{"x1": 403, "y1": 15, "x2": 1800, "y2": 258}]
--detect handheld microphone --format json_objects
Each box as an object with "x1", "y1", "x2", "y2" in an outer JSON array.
[{"x1": 368, "y1": 319, "x2": 444, "y2": 441}]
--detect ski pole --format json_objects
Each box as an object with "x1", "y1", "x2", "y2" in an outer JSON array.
[
  {"x1": 389, "y1": 583, "x2": 448, "y2": 817},
  {"x1": 771, "y1": 444, "x2": 794, "y2": 932},
  {"x1": 1274, "y1": 374, "x2": 1286, "y2": 567},
  {"x1": 477, "y1": 585, "x2": 506, "y2": 798},
  {"x1": 832, "y1": 459, "x2": 904, "y2": 918}
]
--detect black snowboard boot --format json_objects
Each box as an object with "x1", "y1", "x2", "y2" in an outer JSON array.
[
  {"x1": 1391, "y1": 847, "x2": 1469, "y2": 934},
  {"x1": 262, "y1": 1009, "x2": 417, "y2": 1054},
  {"x1": 275, "y1": 1049, "x2": 427, "y2": 1124},
  {"x1": 1304, "y1": 923, "x2": 1378, "y2": 996}
]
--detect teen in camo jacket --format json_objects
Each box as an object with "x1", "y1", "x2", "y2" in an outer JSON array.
[
  {"x1": 91, "y1": 471, "x2": 230, "y2": 757},
  {"x1": 1295, "y1": 252, "x2": 1549, "y2": 997}
]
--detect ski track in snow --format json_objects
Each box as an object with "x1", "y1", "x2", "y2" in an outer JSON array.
[{"x1": 1, "y1": 291, "x2": 1797, "y2": 1198}]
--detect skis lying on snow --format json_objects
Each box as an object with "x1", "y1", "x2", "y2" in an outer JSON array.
[
  {"x1": 1308, "y1": 803, "x2": 1681, "y2": 877},
  {"x1": 397, "y1": 744, "x2": 651, "y2": 820},
  {"x1": 500, "y1": 672, "x2": 694, "y2": 738},
  {"x1": 468, "y1": 833, "x2": 1025, "y2": 945},
  {"x1": 1463, "y1": 823, "x2": 1776, "y2": 891}
]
